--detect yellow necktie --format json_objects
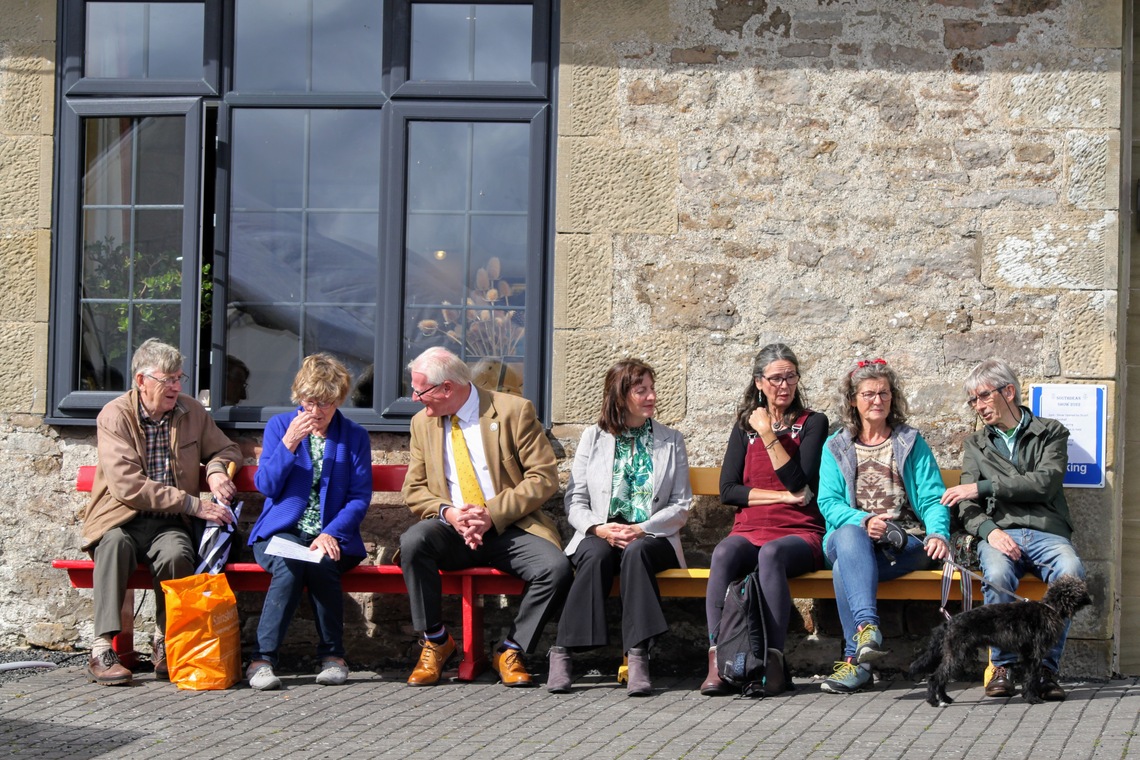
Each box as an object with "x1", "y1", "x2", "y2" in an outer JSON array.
[{"x1": 450, "y1": 415, "x2": 485, "y2": 507}]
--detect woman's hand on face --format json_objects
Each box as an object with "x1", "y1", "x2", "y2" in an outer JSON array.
[
  {"x1": 310, "y1": 532, "x2": 341, "y2": 561},
  {"x1": 748, "y1": 406, "x2": 773, "y2": 436},
  {"x1": 284, "y1": 411, "x2": 318, "y2": 451}
]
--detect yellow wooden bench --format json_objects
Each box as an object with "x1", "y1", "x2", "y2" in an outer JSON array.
[{"x1": 662, "y1": 467, "x2": 1046, "y2": 602}]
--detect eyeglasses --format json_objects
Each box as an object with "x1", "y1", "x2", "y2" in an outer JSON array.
[
  {"x1": 411, "y1": 383, "x2": 439, "y2": 401},
  {"x1": 144, "y1": 373, "x2": 188, "y2": 387},
  {"x1": 301, "y1": 399, "x2": 334, "y2": 410},
  {"x1": 759, "y1": 372, "x2": 799, "y2": 387},
  {"x1": 858, "y1": 391, "x2": 891, "y2": 402},
  {"x1": 966, "y1": 385, "x2": 1008, "y2": 408}
]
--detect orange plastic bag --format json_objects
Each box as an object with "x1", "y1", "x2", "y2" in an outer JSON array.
[{"x1": 161, "y1": 572, "x2": 241, "y2": 690}]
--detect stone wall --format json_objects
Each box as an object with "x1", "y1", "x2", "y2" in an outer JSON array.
[{"x1": 0, "y1": 0, "x2": 1126, "y2": 678}]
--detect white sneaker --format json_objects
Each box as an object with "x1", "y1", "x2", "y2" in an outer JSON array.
[
  {"x1": 247, "y1": 663, "x2": 281, "y2": 691},
  {"x1": 316, "y1": 660, "x2": 349, "y2": 686}
]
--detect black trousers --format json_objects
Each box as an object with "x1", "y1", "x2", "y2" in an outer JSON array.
[
  {"x1": 400, "y1": 519, "x2": 572, "y2": 653},
  {"x1": 555, "y1": 534, "x2": 680, "y2": 652}
]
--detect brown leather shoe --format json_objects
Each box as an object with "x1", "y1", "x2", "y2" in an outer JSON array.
[
  {"x1": 87, "y1": 649, "x2": 132, "y2": 686},
  {"x1": 153, "y1": 638, "x2": 168, "y2": 681},
  {"x1": 984, "y1": 665, "x2": 1013, "y2": 698},
  {"x1": 700, "y1": 646, "x2": 730, "y2": 696},
  {"x1": 492, "y1": 647, "x2": 533, "y2": 687},
  {"x1": 407, "y1": 635, "x2": 457, "y2": 686}
]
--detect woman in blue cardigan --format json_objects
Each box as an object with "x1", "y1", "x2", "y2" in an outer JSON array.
[
  {"x1": 246, "y1": 354, "x2": 372, "y2": 691},
  {"x1": 817, "y1": 360, "x2": 949, "y2": 695}
]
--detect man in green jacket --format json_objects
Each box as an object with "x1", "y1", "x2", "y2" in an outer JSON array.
[{"x1": 941, "y1": 358, "x2": 1085, "y2": 702}]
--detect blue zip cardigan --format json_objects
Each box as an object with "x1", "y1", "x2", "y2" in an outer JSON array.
[
  {"x1": 817, "y1": 423, "x2": 949, "y2": 566},
  {"x1": 248, "y1": 406, "x2": 372, "y2": 558}
]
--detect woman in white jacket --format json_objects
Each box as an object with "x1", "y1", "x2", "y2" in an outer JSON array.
[{"x1": 546, "y1": 359, "x2": 692, "y2": 696}]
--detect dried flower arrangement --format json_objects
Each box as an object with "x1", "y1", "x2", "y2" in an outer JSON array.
[{"x1": 416, "y1": 256, "x2": 525, "y2": 358}]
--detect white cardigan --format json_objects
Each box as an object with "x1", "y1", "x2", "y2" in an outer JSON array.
[{"x1": 563, "y1": 421, "x2": 693, "y2": 567}]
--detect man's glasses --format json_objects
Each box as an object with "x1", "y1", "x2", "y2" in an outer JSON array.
[
  {"x1": 759, "y1": 372, "x2": 799, "y2": 387},
  {"x1": 144, "y1": 373, "x2": 188, "y2": 387},
  {"x1": 411, "y1": 383, "x2": 439, "y2": 401},
  {"x1": 966, "y1": 385, "x2": 1008, "y2": 408}
]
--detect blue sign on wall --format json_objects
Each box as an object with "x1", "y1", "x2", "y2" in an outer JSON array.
[{"x1": 1029, "y1": 384, "x2": 1106, "y2": 489}]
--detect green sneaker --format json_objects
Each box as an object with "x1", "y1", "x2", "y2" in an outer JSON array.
[
  {"x1": 820, "y1": 660, "x2": 872, "y2": 694},
  {"x1": 854, "y1": 623, "x2": 888, "y2": 664}
]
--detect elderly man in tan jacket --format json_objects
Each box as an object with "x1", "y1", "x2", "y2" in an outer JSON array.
[
  {"x1": 82, "y1": 339, "x2": 240, "y2": 685},
  {"x1": 400, "y1": 347, "x2": 571, "y2": 688}
]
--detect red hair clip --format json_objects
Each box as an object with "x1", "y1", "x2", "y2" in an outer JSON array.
[{"x1": 850, "y1": 358, "x2": 887, "y2": 377}]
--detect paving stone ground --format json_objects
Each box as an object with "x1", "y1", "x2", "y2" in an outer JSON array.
[{"x1": 2, "y1": 666, "x2": 1138, "y2": 759}]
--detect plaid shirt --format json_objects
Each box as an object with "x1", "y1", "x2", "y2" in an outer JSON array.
[{"x1": 139, "y1": 400, "x2": 175, "y2": 516}]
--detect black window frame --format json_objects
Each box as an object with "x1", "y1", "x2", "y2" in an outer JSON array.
[{"x1": 48, "y1": 0, "x2": 556, "y2": 430}]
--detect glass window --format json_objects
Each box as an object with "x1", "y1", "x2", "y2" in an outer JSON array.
[
  {"x1": 402, "y1": 120, "x2": 530, "y2": 396},
  {"x1": 85, "y1": 2, "x2": 205, "y2": 80},
  {"x1": 410, "y1": 3, "x2": 532, "y2": 82},
  {"x1": 234, "y1": 0, "x2": 384, "y2": 93},
  {"x1": 227, "y1": 108, "x2": 382, "y2": 407},
  {"x1": 50, "y1": 0, "x2": 552, "y2": 427},
  {"x1": 79, "y1": 116, "x2": 186, "y2": 391}
]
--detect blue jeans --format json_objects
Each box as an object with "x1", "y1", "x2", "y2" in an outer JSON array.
[
  {"x1": 252, "y1": 534, "x2": 363, "y2": 666},
  {"x1": 826, "y1": 524, "x2": 936, "y2": 659},
  {"x1": 977, "y1": 528, "x2": 1085, "y2": 672}
]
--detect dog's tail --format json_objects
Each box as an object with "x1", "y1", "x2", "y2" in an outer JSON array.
[{"x1": 908, "y1": 624, "x2": 946, "y2": 679}]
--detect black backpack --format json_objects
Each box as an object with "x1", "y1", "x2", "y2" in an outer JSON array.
[{"x1": 715, "y1": 570, "x2": 769, "y2": 697}]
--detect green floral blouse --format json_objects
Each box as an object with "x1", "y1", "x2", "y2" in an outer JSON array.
[{"x1": 609, "y1": 420, "x2": 654, "y2": 524}]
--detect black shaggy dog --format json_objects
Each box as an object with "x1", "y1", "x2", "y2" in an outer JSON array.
[{"x1": 909, "y1": 575, "x2": 1091, "y2": 706}]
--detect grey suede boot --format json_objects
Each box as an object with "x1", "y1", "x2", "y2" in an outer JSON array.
[
  {"x1": 626, "y1": 648, "x2": 651, "y2": 697},
  {"x1": 547, "y1": 646, "x2": 572, "y2": 693}
]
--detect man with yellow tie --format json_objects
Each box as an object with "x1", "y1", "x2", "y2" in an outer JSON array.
[{"x1": 401, "y1": 347, "x2": 572, "y2": 687}]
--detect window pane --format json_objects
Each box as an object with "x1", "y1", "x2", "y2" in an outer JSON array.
[
  {"x1": 227, "y1": 108, "x2": 381, "y2": 406},
  {"x1": 402, "y1": 120, "x2": 531, "y2": 397},
  {"x1": 410, "y1": 3, "x2": 532, "y2": 82},
  {"x1": 235, "y1": 0, "x2": 383, "y2": 93},
  {"x1": 79, "y1": 116, "x2": 187, "y2": 392},
  {"x1": 85, "y1": 2, "x2": 205, "y2": 80}
]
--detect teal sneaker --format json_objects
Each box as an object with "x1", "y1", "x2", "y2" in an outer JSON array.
[
  {"x1": 854, "y1": 623, "x2": 888, "y2": 664},
  {"x1": 820, "y1": 660, "x2": 872, "y2": 694}
]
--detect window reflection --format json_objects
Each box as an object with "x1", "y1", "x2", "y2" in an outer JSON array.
[
  {"x1": 86, "y1": 2, "x2": 205, "y2": 79},
  {"x1": 227, "y1": 108, "x2": 381, "y2": 406},
  {"x1": 410, "y1": 3, "x2": 532, "y2": 83},
  {"x1": 403, "y1": 120, "x2": 530, "y2": 397},
  {"x1": 234, "y1": 0, "x2": 383, "y2": 93},
  {"x1": 79, "y1": 116, "x2": 185, "y2": 391}
]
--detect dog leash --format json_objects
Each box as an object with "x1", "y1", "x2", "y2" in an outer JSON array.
[{"x1": 939, "y1": 559, "x2": 1029, "y2": 620}]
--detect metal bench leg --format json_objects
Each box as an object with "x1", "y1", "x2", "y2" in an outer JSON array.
[
  {"x1": 112, "y1": 590, "x2": 139, "y2": 669},
  {"x1": 457, "y1": 576, "x2": 488, "y2": 681}
]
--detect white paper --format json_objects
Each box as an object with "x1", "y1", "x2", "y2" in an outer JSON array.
[{"x1": 265, "y1": 534, "x2": 324, "y2": 564}]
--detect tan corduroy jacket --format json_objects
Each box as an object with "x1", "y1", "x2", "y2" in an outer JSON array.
[
  {"x1": 402, "y1": 386, "x2": 560, "y2": 547},
  {"x1": 80, "y1": 389, "x2": 241, "y2": 551}
]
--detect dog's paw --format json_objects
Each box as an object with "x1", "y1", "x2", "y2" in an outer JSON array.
[{"x1": 1023, "y1": 694, "x2": 1043, "y2": 705}]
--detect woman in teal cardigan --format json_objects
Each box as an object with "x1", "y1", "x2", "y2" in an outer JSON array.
[{"x1": 816, "y1": 360, "x2": 949, "y2": 695}]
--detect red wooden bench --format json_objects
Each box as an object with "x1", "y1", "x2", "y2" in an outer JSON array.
[{"x1": 54, "y1": 464, "x2": 1043, "y2": 679}]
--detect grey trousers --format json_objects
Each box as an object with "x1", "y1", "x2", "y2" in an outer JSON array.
[
  {"x1": 400, "y1": 520, "x2": 572, "y2": 653},
  {"x1": 91, "y1": 515, "x2": 195, "y2": 638}
]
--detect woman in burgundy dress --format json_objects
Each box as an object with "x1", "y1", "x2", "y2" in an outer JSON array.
[{"x1": 700, "y1": 343, "x2": 828, "y2": 695}]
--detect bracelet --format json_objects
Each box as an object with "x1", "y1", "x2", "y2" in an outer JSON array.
[{"x1": 764, "y1": 437, "x2": 778, "y2": 450}]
